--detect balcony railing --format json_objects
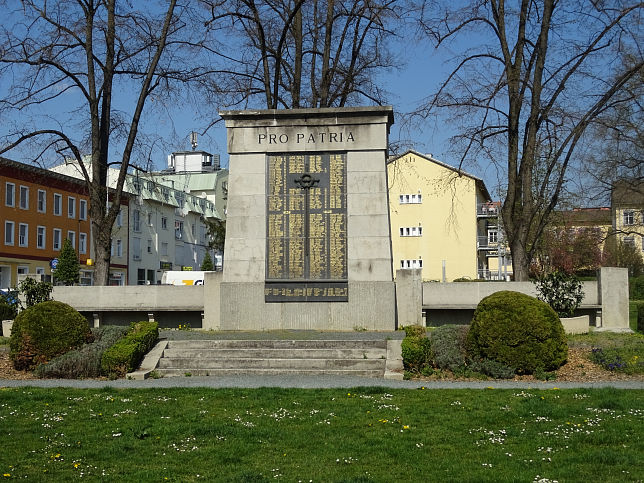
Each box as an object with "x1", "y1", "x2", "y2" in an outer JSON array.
[{"x1": 477, "y1": 203, "x2": 499, "y2": 217}]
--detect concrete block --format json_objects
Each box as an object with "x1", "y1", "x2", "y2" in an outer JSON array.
[
  {"x1": 395, "y1": 269, "x2": 422, "y2": 327},
  {"x1": 560, "y1": 315, "x2": 589, "y2": 335},
  {"x1": 599, "y1": 267, "x2": 629, "y2": 330}
]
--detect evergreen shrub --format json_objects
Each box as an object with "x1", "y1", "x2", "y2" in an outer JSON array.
[
  {"x1": 401, "y1": 337, "x2": 430, "y2": 372},
  {"x1": 9, "y1": 301, "x2": 92, "y2": 370},
  {"x1": 101, "y1": 321, "x2": 158, "y2": 378},
  {"x1": 35, "y1": 326, "x2": 128, "y2": 379},
  {"x1": 630, "y1": 275, "x2": 644, "y2": 300},
  {"x1": 0, "y1": 297, "x2": 17, "y2": 322},
  {"x1": 428, "y1": 325, "x2": 469, "y2": 372},
  {"x1": 402, "y1": 325, "x2": 426, "y2": 338},
  {"x1": 637, "y1": 302, "x2": 644, "y2": 334},
  {"x1": 467, "y1": 291, "x2": 568, "y2": 374}
]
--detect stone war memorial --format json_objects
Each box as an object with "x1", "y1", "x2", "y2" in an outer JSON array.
[{"x1": 219, "y1": 107, "x2": 396, "y2": 330}]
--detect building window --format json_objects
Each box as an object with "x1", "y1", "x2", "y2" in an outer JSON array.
[
  {"x1": 116, "y1": 239, "x2": 123, "y2": 257},
  {"x1": 115, "y1": 209, "x2": 122, "y2": 227},
  {"x1": 161, "y1": 216, "x2": 168, "y2": 230},
  {"x1": 399, "y1": 193, "x2": 422, "y2": 204},
  {"x1": 623, "y1": 210, "x2": 635, "y2": 226},
  {"x1": 175, "y1": 220, "x2": 184, "y2": 239},
  {"x1": 624, "y1": 236, "x2": 635, "y2": 247},
  {"x1": 36, "y1": 267, "x2": 45, "y2": 275},
  {"x1": 133, "y1": 209, "x2": 141, "y2": 232},
  {"x1": 162, "y1": 187, "x2": 169, "y2": 201},
  {"x1": 147, "y1": 212, "x2": 153, "y2": 226},
  {"x1": 80, "y1": 270, "x2": 93, "y2": 286},
  {"x1": 4, "y1": 221, "x2": 15, "y2": 245},
  {"x1": 400, "y1": 259, "x2": 423, "y2": 269},
  {"x1": 133, "y1": 179, "x2": 142, "y2": 193},
  {"x1": 53, "y1": 193, "x2": 62, "y2": 215},
  {"x1": 161, "y1": 242, "x2": 168, "y2": 256},
  {"x1": 68, "y1": 196, "x2": 76, "y2": 218},
  {"x1": 19, "y1": 186, "x2": 29, "y2": 209},
  {"x1": 5, "y1": 182, "x2": 15, "y2": 207},
  {"x1": 137, "y1": 268, "x2": 146, "y2": 285},
  {"x1": 191, "y1": 223, "x2": 196, "y2": 237},
  {"x1": 132, "y1": 238, "x2": 140, "y2": 260},
  {"x1": 488, "y1": 230, "x2": 498, "y2": 244},
  {"x1": 53, "y1": 228, "x2": 62, "y2": 250},
  {"x1": 19, "y1": 223, "x2": 28, "y2": 247},
  {"x1": 37, "y1": 226, "x2": 46, "y2": 249},
  {"x1": 17, "y1": 266, "x2": 28, "y2": 275},
  {"x1": 38, "y1": 190, "x2": 46, "y2": 213},
  {"x1": 79, "y1": 233, "x2": 87, "y2": 254},
  {"x1": 67, "y1": 230, "x2": 76, "y2": 249},
  {"x1": 400, "y1": 226, "x2": 423, "y2": 237},
  {"x1": 79, "y1": 199, "x2": 87, "y2": 220}
]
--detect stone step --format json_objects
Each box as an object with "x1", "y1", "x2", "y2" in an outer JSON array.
[
  {"x1": 158, "y1": 357, "x2": 386, "y2": 370},
  {"x1": 155, "y1": 368, "x2": 385, "y2": 378},
  {"x1": 161, "y1": 348, "x2": 386, "y2": 360},
  {"x1": 165, "y1": 339, "x2": 387, "y2": 350}
]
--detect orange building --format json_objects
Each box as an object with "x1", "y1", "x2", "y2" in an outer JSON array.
[{"x1": 1, "y1": 157, "x2": 93, "y2": 288}]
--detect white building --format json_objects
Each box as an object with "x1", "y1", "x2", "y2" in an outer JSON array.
[{"x1": 50, "y1": 151, "x2": 227, "y2": 285}]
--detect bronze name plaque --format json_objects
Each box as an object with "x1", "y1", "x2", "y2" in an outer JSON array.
[{"x1": 266, "y1": 153, "x2": 348, "y2": 302}]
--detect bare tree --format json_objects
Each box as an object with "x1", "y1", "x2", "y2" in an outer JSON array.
[
  {"x1": 0, "y1": 0, "x2": 210, "y2": 284},
  {"x1": 202, "y1": 0, "x2": 402, "y2": 109},
  {"x1": 416, "y1": 0, "x2": 643, "y2": 280}
]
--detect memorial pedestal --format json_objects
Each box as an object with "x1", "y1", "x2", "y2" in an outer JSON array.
[{"x1": 218, "y1": 107, "x2": 395, "y2": 330}]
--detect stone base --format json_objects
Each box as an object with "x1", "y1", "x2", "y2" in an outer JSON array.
[
  {"x1": 219, "y1": 281, "x2": 395, "y2": 331},
  {"x1": 2, "y1": 320, "x2": 13, "y2": 338},
  {"x1": 560, "y1": 315, "x2": 589, "y2": 335}
]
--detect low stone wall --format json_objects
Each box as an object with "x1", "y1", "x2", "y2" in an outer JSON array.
[
  {"x1": 48, "y1": 268, "x2": 629, "y2": 332},
  {"x1": 52, "y1": 285, "x2": 206, "y2": 328}
]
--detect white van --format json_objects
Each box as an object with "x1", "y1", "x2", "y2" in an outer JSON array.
[{"x1": 160, "y1": 271, "x2": 209, "y2": 286}]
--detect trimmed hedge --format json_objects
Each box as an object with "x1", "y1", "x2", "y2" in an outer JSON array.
[
  {"x1": 10, "y1": 301, "x2": 92, "y2": 370},
  {"x1": 101, "y1": 321, "x2": 159, "y2": 378},
  {"x1": 631, "y1": 275, "x2": 644, "y2": 300},
  {"x1": 35, "y1": 326, "x2": 129, "y2": 379},
  {"x1": 637, "y1": 302, "x2": 644, "y2": 334},
  {"x1": 467, "y1": 291, "x2": 568, "y2": 374},
  {"x1": 403, "y1": 325, "x2": 426, "y2": 338}
]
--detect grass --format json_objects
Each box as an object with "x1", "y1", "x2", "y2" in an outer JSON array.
[
  {"x1": 568, "y1": 331, "x2": 644, "y2": 375},
  {"x1": 0, "y1": 387, "x2": 642, "y2": 481}
]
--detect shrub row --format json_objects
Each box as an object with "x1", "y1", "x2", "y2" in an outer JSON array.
[
  {"x1": 35, "y1": 326, "x2": 129, "y2": 379},
  {"x1": 101, "y1": 321, "x2": 159, "y2": 378},
  {"x1": 401, "y1": 324, "x2": 516, "y2": 379}
]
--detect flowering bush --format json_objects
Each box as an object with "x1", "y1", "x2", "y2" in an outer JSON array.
[{"x1": 534, "y1": 271, "x2": 584, "y2": 318}]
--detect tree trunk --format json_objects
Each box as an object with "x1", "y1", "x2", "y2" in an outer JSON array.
[{"x1": 510, "y1": 237, "x2": 530, "y2": 282}]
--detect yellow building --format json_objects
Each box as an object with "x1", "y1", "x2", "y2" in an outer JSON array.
[
  {"x1": 387, "y1": 150, "x2": 503, "y2": 281},
  {"x1": 612, "y1": 179, "x2": 644, "y2": 257}
]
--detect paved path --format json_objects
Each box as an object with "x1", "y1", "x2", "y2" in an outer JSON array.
[{"x1": 1, "y1": 375, "x2": 642, "y2": 390}]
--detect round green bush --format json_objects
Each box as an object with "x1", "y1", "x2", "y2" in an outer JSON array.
[
  {"x1": 9, "y1": 300, "x2": 91, "y2": 370},
  {"x1": 467, "y1": 291, "x2": 567, "y2": 374}
]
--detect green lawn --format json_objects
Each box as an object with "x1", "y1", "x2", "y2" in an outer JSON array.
[{"x1": 0, "y1": 387, "x2": 642, "y2": 481}]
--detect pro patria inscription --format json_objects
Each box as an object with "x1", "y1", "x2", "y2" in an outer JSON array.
[{"x1": 265, "y1": 153, "x2": 348, "y2": 302}]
